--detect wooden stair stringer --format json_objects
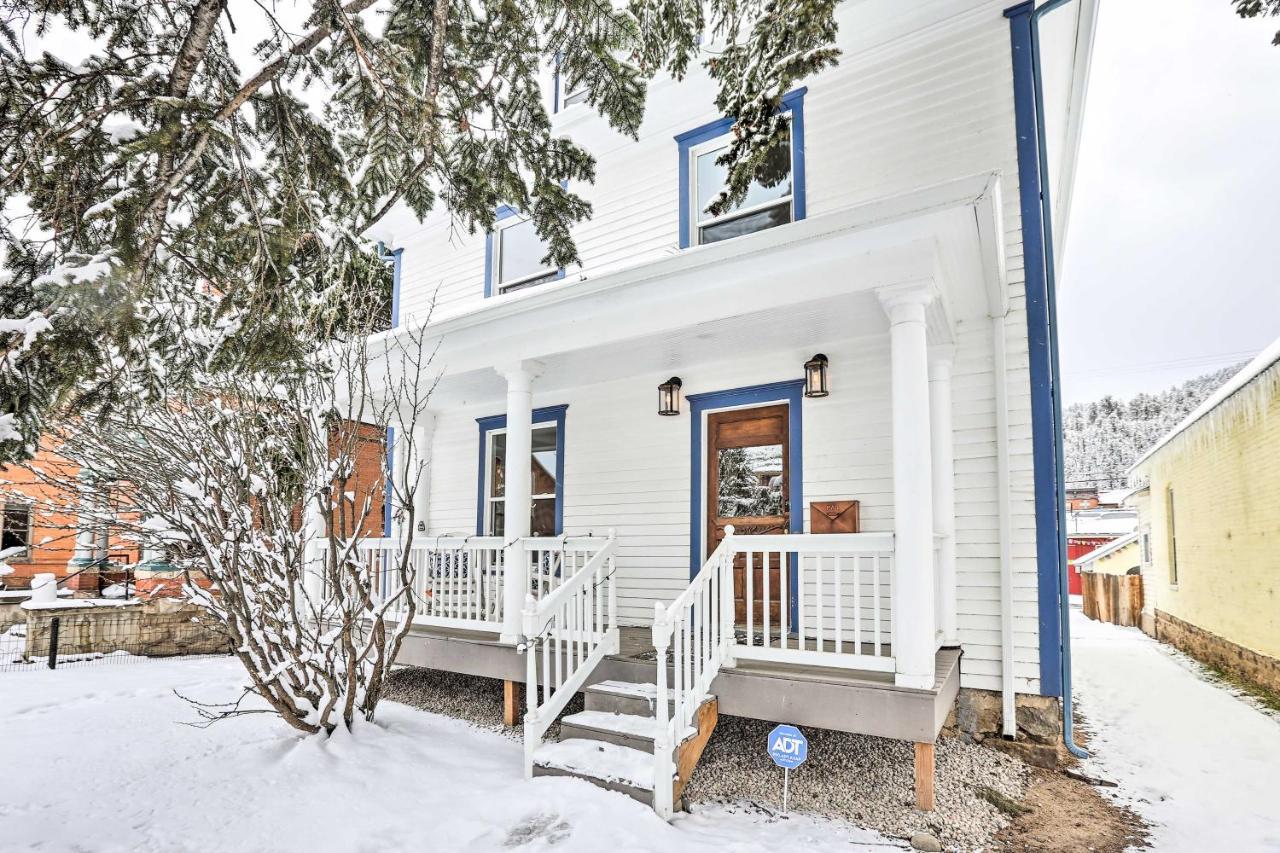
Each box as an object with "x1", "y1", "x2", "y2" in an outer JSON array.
[{"x1": 671, "y1": 696, "x2": 718, "y2": 805}]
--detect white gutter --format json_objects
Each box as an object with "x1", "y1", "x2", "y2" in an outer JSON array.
[{"x1": 992, "y1": 313, "x2": 1017, "y2": 738}]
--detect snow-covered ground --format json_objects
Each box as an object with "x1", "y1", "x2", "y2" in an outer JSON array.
[
  {"x1": 1072, "y1": 608, "x2": 1280, "y2": 851},
  {"x1": 0, "y1": 658, "x2": 903, "y2": 852}
]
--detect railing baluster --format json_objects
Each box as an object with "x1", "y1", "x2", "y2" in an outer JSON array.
[
  {"x1": 815, "y1": 554, "x2": 824, "y2": 653},
  {"x1": 745, "y1": 549, "x2": 754, "y2": 648},
  {"x1": 835, "y1": 554, "x2": 843, "y2": 654},
  {"x1": 780, "y1": 551, "x2": 789, "y2": 650},
  {"x1": 873, "y1": 553, "x2": 883, "y2": 657},
  {"x1": 762, "y1": 550, "x2": 770, "y2": 648},
  {"x1": 798, "y1": 553, "x2": 807, "y2": 651}
]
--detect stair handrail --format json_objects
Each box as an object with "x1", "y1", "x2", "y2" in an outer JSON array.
[
  {"x1": 650, "y1": 525, "x2": 736, "y2": 818},
  {"x1": 520, "y1": 530, "x2": 619, "y2": 777}
]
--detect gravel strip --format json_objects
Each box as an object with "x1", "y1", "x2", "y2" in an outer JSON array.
[
  {"x1": 684, "y1": 715, "x2": 1028, "y2": 852},
  {"x1": 383, "y1": 666, "x2": 582, "y2": 740},
  {"x1": 384, "y1": 668, "x2": 1026, "y2": 850}
]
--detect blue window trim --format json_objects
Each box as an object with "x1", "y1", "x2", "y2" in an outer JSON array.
[
  {"x1": 378, "y1": 244, "x2": 404, "y2": 328},
  {"x1": 484, "y1": 205, "x2": 567, "y2": 298},
  {"x1": 688, "y1": 380, "x2": 805, "y2": 624},
  {"x1": 1006, "y1": 0, "x2": 1062, "y2": 698},
  {"x1": 384, "y1": 426, "x2": 395, "y2": 537},
  {"x1": 675, "y1": 87, "x2": 808, "y2": 250},
  {"x1": 475, "y1": 404, "x2": 569, "y2": 535}
]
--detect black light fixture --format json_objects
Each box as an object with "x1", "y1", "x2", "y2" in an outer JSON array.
[
  {"x1": 658, "y1": 377, "x2": 683, "y2": 416},
  {"x1": 804, "y1": 354, "x2": 830, "y2": 398}
]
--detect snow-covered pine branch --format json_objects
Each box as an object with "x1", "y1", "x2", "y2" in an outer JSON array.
[{"x1": 0, "y1": 0, "x2": 840, "y2": 459}]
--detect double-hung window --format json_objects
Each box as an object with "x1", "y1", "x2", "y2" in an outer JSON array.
[
  {"x1": 488, "y1": 211, "x2": 560, "y2": 296},
  {"x1": 0, "y1": 502, "x2": 33, "y2": 561},
  {"x1": 478, "y1": 406, "x2": 567, "y2": 536},
  {"x1": 676, "y1": 88, "x2": 807, "y2": 248}
]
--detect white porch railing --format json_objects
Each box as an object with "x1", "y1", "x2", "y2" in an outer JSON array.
[
  {"x1": 319, "y1": 534, "x2": 616, "y2": 636},
  {"x1": 650, "y1": 530, "x2": 736, "y2": 817},
  {"x1": 650, "y1": 526, "x2": 898, "y2": 817},
  {"x1": 520, "y1": 531, "x2": 619, "y2": 776},
  {"x1": 731, "y1": 531, "x2": 897, "y2": 672}
]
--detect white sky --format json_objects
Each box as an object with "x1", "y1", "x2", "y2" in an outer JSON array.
[{"x1": 1059, "y1": 0, "x2": 1280, "y2": 405}]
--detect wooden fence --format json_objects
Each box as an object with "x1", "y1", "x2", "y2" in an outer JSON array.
[{"x1": 1081, "y1": 570, "x2": 1144, "y2": 628}]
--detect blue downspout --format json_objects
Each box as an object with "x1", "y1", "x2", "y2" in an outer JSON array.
[{"x1": 1005, "y1": 0, "x2": 1088, "y2": 759}]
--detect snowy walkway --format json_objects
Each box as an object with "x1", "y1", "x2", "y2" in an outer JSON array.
[
  {"x1": 0, "y1": 658, "x2": 903, "y2": 853},
  {"x1": 1072, "y1": 609, "x2": 1280, "y2": 851}
]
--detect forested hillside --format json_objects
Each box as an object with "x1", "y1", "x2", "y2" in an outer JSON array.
[{"x1": 1063, "y1": 364, "x2": 1243, "y2": 490}]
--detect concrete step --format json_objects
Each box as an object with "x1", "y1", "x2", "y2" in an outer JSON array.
[
  {"x1": 559, "y1": 710, "x2": 696, "y2": 756},
  {"x1": 532, "y1": 739, "x2": 674, "y2": 807},
  {"x1": 583, "y1": 680, "x2": 674, "y2": 717}
]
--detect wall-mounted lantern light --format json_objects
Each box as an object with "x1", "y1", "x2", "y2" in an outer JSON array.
[
  {"x1": 658, "y1": 377, "x2": 683, "y2": 416},
  {"x1": 804, "y1": 354, "x2": 830, "y2": 398}
]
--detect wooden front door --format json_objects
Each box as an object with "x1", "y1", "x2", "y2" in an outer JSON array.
[{"x1": 706, "y1": 405, "x2": 789, "y2": 625}]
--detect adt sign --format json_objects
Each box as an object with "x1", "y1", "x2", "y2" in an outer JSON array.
[{"x1": 767, "y1": 724, "x2": 808, "y2": 769}]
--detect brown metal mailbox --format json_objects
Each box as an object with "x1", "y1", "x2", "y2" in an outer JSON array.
[{"x1": 809, "y1": 500, "x2": 860, "y2": 534}]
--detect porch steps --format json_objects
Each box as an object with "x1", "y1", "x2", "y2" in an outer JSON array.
[{"x1": 531, "y1": 678, "x2": 718, "y2": 810}]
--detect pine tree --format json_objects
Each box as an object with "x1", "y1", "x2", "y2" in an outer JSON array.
[
  {"x1": 0, "y1": 0, "x2": 842, "y2": 459},
  {"x1": 1063, "y1": 363, "x2": 1245, "y2": 490},
  {"x1": 1233, "y1": 0, "x2": 1280, "y2": 45}
]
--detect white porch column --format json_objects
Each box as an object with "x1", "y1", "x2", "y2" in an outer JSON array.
[
  {"x1": 302, "y1": 409, "x2": 328, "y2": 603},
  {"x1": 388, "y1": 420, "x2": 412, "y2": 542},
  {"x1": 498, "y1": 361, "x2": 542, "y2": 643},
  {"x1": 879, "y1": 283, "x2": 938, "y2": 690},
  {"x1": 67, "y1": 473, "x2": 100, "y2": 570},
  {"x1": 410, "y1": 413, "x2": 435, "y2": 540},
  {"x1": 929, "y1": 345, "x2": 959, "y2": 647}
]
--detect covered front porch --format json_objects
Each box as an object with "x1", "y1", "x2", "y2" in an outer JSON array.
[{"x1": 349, "y1": 174, "x2": 1010, "y2": 813}]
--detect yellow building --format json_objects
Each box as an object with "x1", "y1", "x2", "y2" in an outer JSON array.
[
  {"x1": 1075, "y1": 532, "x2": 1140, "y2": 577},
  {"x1": 1129, "y1": 341, "x2": 1280, "y2": 694}
]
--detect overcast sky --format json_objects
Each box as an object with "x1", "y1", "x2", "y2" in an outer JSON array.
[{"x1": 1058, "y1": 0, "x2": 1280, "y2": 405}]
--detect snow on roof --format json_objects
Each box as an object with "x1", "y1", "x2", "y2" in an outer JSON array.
[
  {"x1": 1098, "y1": 489, "x2": 1130, "y2": 506},
  {"x1": 1131, "y1": 337, "x2": 1280, "y2": 471},
  {"x1": 1067, "y1": 509, "x2": 1138, "y2": 536},
  {"x1": 1073, "y1": 531, "x2": 1139, "y2": 566}
]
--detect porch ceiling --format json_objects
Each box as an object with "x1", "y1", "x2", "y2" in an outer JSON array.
[{"x1": 366, "y1": 172, "x2": 1007, "y2": 407}]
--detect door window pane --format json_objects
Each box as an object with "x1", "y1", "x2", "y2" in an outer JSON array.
[{"x1": 717, "y1": 445, "x2": 784, "y2": 518}]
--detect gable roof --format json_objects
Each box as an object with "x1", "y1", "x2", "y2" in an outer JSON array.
[
  {"x1": 1072, "y1": 531, "x2": 1139, "y2": 567},
  {"x1": 1130, "y1": 336, "x2": 1280, "y2": 471}
]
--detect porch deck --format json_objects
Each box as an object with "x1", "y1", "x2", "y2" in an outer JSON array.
[{"x1": 394, "y1": 623, "x2": 961, "y2": 744}]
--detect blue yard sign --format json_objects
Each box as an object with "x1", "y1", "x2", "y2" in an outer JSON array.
[
  {"x1": 767, "y1": 724, "x2": 808, "y2": 769},
  {"x1": 767, "y1": 724, "x2": 808, "y2": 814}
]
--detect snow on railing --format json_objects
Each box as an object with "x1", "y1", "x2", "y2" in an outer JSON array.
[
  {"x1": 520, "y1": 531, "x2": 618, "y2": 777},
  {"x1": 317, "y1": 536, "x2": 506, "y2": 631}
]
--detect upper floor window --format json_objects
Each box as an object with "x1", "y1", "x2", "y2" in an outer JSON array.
[
  {"x1": 486, "y1": 209, "x2": 562, "y2": 297},
  {"x1": 675, "y1": 88, "x2": 807, "y2": 249}
]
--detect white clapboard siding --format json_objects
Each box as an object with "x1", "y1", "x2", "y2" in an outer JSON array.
[{"x1": 405, "y1": 0, "x2": 1057, "y2": 695}]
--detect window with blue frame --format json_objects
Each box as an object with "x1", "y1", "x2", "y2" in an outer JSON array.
[
  {"x1": 486, "y1": 206, "x2": 564, "y2": 297},
  {"x1": 476, "y1": 406, "x2": 567, "y2": 536},
  {"x1": 675, "y1": 88, "x2": 807, "y2": 249}
]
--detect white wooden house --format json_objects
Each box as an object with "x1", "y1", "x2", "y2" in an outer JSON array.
[{"x1": 346, "y1": 0, "x2": 1097, "y2": 816}]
